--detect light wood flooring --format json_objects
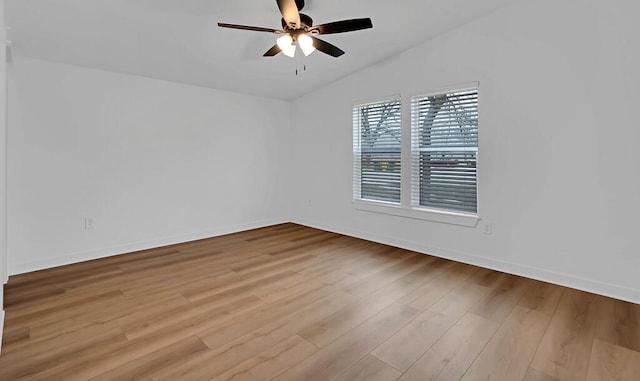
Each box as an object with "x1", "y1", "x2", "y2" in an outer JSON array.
[{"x1": 1, "y1": 223, "x2": 640, "y2": 380}]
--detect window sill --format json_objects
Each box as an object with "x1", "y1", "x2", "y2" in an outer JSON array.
[{"x1": 353, "y1": 200, "x2": 480, "y2": 227}]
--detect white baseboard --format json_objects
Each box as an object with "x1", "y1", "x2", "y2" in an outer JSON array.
[
  {"x1": 0, "y1": 310, "x2": 4, "y2": 354},
  {"x1": 292, "y1": 218, "x2": 640, "y2": 305},
  {"x1": 10, "y1": 218, "x2": 289, "y2": 275}
]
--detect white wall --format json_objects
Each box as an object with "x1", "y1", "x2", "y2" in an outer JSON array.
[
  {"x1": 291, "y1": 0, "x2": 640, "y2": 303},
  {"x1": 1, "y1": 0, "x2": 7, "y2": 345},
  {"x1": 7, "y1": 56, "x2": 291, "y2": 274}
]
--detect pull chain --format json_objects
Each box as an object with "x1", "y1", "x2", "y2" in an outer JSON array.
[{"x1": 295, "y1": 64, "x2": 307, "y2": 76}]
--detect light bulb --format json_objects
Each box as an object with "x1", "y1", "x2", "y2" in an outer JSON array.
[
  {"x1": 276, "y1": 34, "x2": 296, "y2": 58},
  {"x1": 298, "y1": 34, "x2": 316, "y2": 56}
]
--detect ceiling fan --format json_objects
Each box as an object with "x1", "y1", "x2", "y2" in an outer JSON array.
[{"x1": 218, "y1": 0, "x2": 373, "y2": 58}]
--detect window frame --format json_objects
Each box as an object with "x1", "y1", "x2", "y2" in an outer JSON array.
[
  {"x1": 352, "y1": 83, "x2": 480, "y2": 227},
  {"x1": 411, "y1": 84, "x2": 480, "y2": 215},
  {"x1": 352, "y1": 95, "x2": 403, "y2": 205}
]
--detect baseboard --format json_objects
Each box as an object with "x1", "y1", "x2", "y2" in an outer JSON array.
[
  {"x1": 292, "y1": 218, "x2": 640, "y2": 305},
  {"x1": 0, "y1": 310, "x2": 5, "y2": 354},
  {"x1": 10, "y1": 218, "x2": 289, "y2": 275}
]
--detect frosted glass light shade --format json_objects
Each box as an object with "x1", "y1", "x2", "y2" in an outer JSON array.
[
  {"x1": 298, "y1": 34, "x2": 316, "y2": 56},
  {"x1": 276, "y1": 34, "x2": 296, "y2": 57}
]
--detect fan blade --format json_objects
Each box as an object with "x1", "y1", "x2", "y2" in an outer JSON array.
[
  {"x1": 276, "y1": 0, "x2": 301, "y2": 28},
  {"x1": 263, "y1": 44, "x2": 282, "y2": 57},
  {"x1": 311, "y1": 18, "x2": 373, "y2": 35},
  {"x1": 218, "y1": 23, "x2": 280, "y2": 33},
  {"x1": 311, "y1": 36, "x2": 345, "y2": 57}
]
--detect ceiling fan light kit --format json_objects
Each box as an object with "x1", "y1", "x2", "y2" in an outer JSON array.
[
  {"x1": 276, "y1": 34, "x2": 296, "y2": 57},
  {"x1": 297, "y1": 34, "x2": 315, "y2": 56},
  {"x1": 218, "y1": 0, "x2": 373, "y2": 58}
]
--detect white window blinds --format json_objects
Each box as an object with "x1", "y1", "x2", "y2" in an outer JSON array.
[
  {"x1": 411, "y1": 88, "x2": 478, "y2": 214},
  {"x1": 353, "y1": 97, "x2": 402, "y2": 204}
]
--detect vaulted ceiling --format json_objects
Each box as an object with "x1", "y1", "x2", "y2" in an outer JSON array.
[{"x1": 5, "y1": 0, "x2": 517, "y2": 100}]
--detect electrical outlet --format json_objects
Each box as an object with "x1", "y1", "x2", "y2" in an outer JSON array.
[
  {"x1": 483, "y1": 222, "x2": 492, "y2": 235},
  {"x1": 85, "y1": 218, "x2": 94, "y2": 230}
]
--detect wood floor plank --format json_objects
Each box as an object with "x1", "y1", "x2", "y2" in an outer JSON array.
[
  {"x1": 195, "y1": 278, "x2": 358, "y2": 351},
  {"x1": 122, "y1": 294, "x2": 264, "y2": 340},
  {"x1": 585, "y1": 339, "x2": 640, "y2": 381},
  {"x1": 0, "y1": 327, "x2": 127, "y2": 380},
  {"x1": 235, "y1": 252, "x2": 318, "y2": 275},
  {"x1": 398, "y1": 313, "x2": 499, "y2": 381},
  {"x1": 256, "y1": 269, "x2": 354, "y2": 304},
  {"x1": 59, "y1": 268, "x2": 130, "y2": 293},
  {"x1": 115, "y1": 249, "x2": 222, "y2": 273},
  {"x1": 1, "y1": 326, "x2": 30, "y2": 347},
  {"x1": 342, "y1": 254, "x2": 429, "y2": 297},
  {"x1": 530, "y1": 289, "x2": 601, "y2": 381},
  {"x1": 180, "y1": 269, "x2": 301, "y2": 302},
  {"x1": 273, "y1": 303, "x2": 420, "y2": 381},
  {"x1": 31, "y1": 329, "x2": 189, "y2": 380},
  {"x1": 466, "y1": 268, "x2": 504, "y2": 288},
  {"x1": 209, "y1": 335, "x2": 317, "y2": 381},
  {"x1": 118, "y1": 267, "x2": 234, "y2": 299},
  {"x1": 3, "y1": 283, "x2": 66, "y2": 308},
  {"x1": 2, "y1": 321, "x2": 133, "y2": 358},
  {"x1": 154, "y1": 291, "x2": 358, "y2": 380},
  {"x1": 462, "y1": 306, "x2": 550, "y2": 380},
  {"x1": 334, "y1": 355, "x2": 402, "y2": 381},
  {"x1": 470, "y1": 274, "x2": 534, "y2": 324},
  {"x1": 5, "y1": 289, "x2": 124, "y2": 322},
  {"x1": 518, "y1": 280, "x2": 565, "y2": 316},
  {"x1": 88, "y1": 336, "x2": 209, "y2": 381},
  {"x1": 298, "y1": 260, "x2": 445, "y2": 348},
  {"x1": 294, "y1": 244, "x2": 404, "y2": 278},
  {"x1": 291, "y1": 251, "x2": 359, "y2": 275},
  {"x1": 595, "y1": 297, "x2": 640, "y2": 352},
  {"x1": 73, "y1": 259, "x2": 228, "y2": 298},
  {"x1": 396, "y1": 260, "x2": 462, "y2": 307},
  {"x1": 522, "y1": 367, "x2": 558, "y2": 381},
  {"x1": 23, "y1": 294, "x2": 190, "y2": 347},
  {"x1": 406, "y1": 262, "x2": 479, "y2": 311},
  {"x1": 371, "y1": 283, "x2": 489, "y2": 372}
]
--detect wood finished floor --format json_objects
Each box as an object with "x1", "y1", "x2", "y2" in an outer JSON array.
[{"x1": 2, "y1": 223, "x2": 640, "y2": 380}]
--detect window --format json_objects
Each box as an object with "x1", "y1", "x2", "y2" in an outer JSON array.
[
  {"x1": 353, "y1": 97, "x2": 402, "y2": 204},
  {"x1": 352, "y1": 85, "x2": 479, "y2": 225},
  {"x1": 411, "y1": 87, "x2": 478, "y2": 214}
]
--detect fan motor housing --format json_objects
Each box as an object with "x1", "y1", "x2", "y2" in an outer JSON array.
[{"x1": 282, "y1": 13, "x2": 313, "y2": 31}]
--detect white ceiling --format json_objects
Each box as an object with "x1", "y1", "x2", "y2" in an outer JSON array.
[{"x1": 5, "y1": 0, "x2": 516, "y2": 100}]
